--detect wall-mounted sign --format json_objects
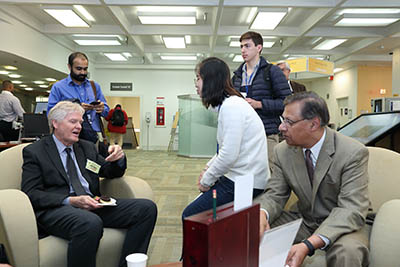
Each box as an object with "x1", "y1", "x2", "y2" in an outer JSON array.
[
  {"x1": 276, "y1": 57, "x2": 334, "y2": 76},
  {"x1": 110, "y1": 82, "x2": 133, "y2": 91}
]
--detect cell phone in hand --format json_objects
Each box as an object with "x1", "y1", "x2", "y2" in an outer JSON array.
[{"x1": 90, "y1": 101, "x2": 101, "y2": 105}]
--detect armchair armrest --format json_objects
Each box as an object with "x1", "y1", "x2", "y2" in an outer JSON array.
[
  {"x1": 0, "y1": 189, "x2": 39, "y2": 267},
  {"x1": 99, "y1": 175, "x2": 154, "y2": 201},
  {"x1": 369, "y1": 199, "x2": 400, "y2": 267}
]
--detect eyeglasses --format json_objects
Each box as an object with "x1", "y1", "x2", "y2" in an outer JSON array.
[{"x1": 279, "y1": 116, "x2": 307, "y2": 127}]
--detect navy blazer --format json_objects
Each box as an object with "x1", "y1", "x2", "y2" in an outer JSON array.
[{"x1": 21, "y1": 136, "x2": 126, "y2": 216}]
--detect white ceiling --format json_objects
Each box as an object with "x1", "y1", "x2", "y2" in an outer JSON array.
[{"x1": 1, "y1": 0, "x2": 400, "y2": 92}]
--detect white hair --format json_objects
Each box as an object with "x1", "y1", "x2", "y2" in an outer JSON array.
[
  {"x1": 276, "y1": 60, "x2": 291, "y2": 71},
  {"x1": 48, "y1": 101, "x2": 84, "y2": 132}
]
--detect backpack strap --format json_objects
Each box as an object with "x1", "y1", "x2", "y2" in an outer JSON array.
[
  {"x1": 263, "y1": 63, "x2": 275, "y2": 98},
  {"x1": 89, "y1": 80, "x2": 106, "y2": 141}
]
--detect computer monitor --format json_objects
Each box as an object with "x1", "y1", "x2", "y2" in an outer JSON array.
[
  {"x1": 34, "y1": 102, "x2": 48, "y2": 114},
  {"x1": 23, "y1": 113, "x2": 50, "y2": 138}
]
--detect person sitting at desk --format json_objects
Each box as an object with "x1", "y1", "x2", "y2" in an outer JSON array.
[
  {"x1": 182, "y1": 57, "x2": 269, "y2": 219},
  {"x1": 258, "y1": 92, "x2": 370, "y2": 267},
  {"x1": 21, "y1": 101, "x2": 157, "y2": 267}
]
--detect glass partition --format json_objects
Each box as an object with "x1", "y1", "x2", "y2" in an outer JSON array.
[{"x1": 178, "y1": 94, "x2": 217, "y2": 157}]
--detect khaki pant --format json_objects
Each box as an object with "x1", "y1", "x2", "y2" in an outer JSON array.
[{"x1": 109, "y1": 132, "x2": 124, "y2": 147}]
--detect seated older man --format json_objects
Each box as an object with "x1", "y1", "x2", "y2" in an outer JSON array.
[{"x1": 21, "y1": 101, "x2": 157, "y2": 267}]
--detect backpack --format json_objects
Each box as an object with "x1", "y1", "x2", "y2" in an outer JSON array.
[{"x1": 111, "y1": 109, "x2": 124, "y2": 126}]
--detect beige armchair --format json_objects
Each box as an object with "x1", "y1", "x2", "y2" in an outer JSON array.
[
  {"x1": 0, "y1": 143, "x2": 154, "y2": 267},
  {"x1": 301, "y1": 146, "x2": 400, "y2": 267}
]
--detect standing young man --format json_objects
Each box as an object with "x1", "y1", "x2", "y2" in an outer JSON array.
[
  {"x1": 232, "y1": 31, "x2": 291, "y2": 166},
  {"x1": 48, "y1": 52, "x2": 109, "y2": 143}
]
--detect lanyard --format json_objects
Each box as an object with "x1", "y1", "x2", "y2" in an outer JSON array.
[{"x1": 244, "y1": 65, "x2": 258, "y2": 95}]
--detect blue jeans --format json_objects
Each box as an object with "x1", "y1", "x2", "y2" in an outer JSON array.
[{"x1": 182, "y1": 176, "x2": 264, "y2": 219}]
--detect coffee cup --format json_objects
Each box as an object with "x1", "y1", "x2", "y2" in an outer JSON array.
[{"x1": 126, "y1": 253, "x2": 148, "y2": 267}]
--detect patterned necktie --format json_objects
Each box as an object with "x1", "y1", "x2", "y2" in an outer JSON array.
[
  {"x1": 65, "y1": 148, "x2": 86, "y2": 195},
  {"x1": 305, "y1": 149, "x2": 314, "y2": 186}
]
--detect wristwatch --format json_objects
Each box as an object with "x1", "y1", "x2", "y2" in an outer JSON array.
[{"x1": 302, "y1": 239, "x2": 315, "y2": 256}]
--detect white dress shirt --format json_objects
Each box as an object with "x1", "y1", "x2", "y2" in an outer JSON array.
[{"x1": 0, "y1": 90, "x2": 25, "y2": 122}]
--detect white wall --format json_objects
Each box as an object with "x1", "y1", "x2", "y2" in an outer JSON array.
[
  {"x1": 306, "y1": 67, "x2": 358, "y2": 128},
  {"x1": 0, "y1": 9, "x2": 71, "y2": 74},
  {"x1": 94, "y1": 68, "x2": 196, "y2": 150}
]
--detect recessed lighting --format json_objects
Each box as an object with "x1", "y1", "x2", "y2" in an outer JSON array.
[
  {"x1": 73, "y1": 5, "x2": 95, "y2": 22},
  {"x1": 4, "y1": 65, "x2": 18, "y2": 70},
  {"x1": 11, "y1": 80, "x2": 22, "y2": 84},
  {"x1": 25, "y1": 88, "x2": 33, "y2": 91},
  {"x1": 339, "y1": 8, "x2": 400, "y2": 15},
  {"x1": 122, "y1": 52, "x2": 132, "y2": 58},
  {"x1": 19, "y1": 84, "x2": 27, "y2": 87},
  {"x1": 250, "y1": 8, "x2": 287, "y2": 30},
  {"x1": 229, "y1": 41, "x2": 241, "y2": 47},
  {"x1": 45, "y1": 78, "x2": 57, "y2": 82},
  {"x1": 138, "y1": 14, "x2": 196, "y2": 25},
  {"x1": 335, "y1": 17, "x2": 399, "y2": 27},
  {"x1": 39, "y1": 85, "x2": 49, "y2": 88},
  {"x1": 103, "y1": 53, "x2": 127, "y2": 61},
  {"x1": 0, "y1": 70, "x2": 9, "y2": 75},
  {"x1": 313, "y1": 39, "x2": 347, "y2": 50},
  {"x1": 162, "y1": 37, "x2": 186, "y2": 48},
  {"x1": 184, "y1": 35, "x2": 192, "y2": 44},
  {"x1": 43, "y1": 8, "x2": 89, "y2": 27},
  {"x1": 8, "y1": 74, "x2": 21, "y2": 78},
  {"x1": 233, "y1": 55, "x2": 243, "y2": 62},
  {"x1": 33, "y1": 81, "x2": 45, "y2": 84},
  {"x1": 160, "y1": 55, "x2": 197, "y2": 61},
  {"x1": 74, "y1": 40, "x2": 121, "y2": 46},
  {"x1": 46, "y1": 90, "x2": 51, "y2": 93}
]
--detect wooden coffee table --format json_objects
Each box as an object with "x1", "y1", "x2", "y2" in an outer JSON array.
[{"x1": 149, "y1": 262, "x2": 181, "y2": 267}]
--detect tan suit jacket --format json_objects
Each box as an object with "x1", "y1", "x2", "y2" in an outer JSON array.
[{"x1": 260, "y1": 127, "x2": 369, "y2": 244}]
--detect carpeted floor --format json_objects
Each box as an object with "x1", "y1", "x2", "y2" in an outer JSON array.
[{"x1": 124, "y1": 149, "x2": 210, "y2": 265}]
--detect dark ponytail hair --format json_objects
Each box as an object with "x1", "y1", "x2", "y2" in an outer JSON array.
[{"x1": 198, "y1": 57, "x2": 243, "y2": 108}]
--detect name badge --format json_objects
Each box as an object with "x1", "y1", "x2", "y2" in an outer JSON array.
[
  {"x1": 86, "y1": 159, "x2": 101, "y2": 174},
  {"x1": 241, "y1": 92, "x2": 247, "y2": 98}
]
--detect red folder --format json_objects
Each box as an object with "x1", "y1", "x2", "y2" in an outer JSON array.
[{"x1": 183, "y1": 202, "x2": 259, "y2": 267}]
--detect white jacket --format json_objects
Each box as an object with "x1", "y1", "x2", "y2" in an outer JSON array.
[{"x1": 201, "y1": 95, "x2": 269, "y2": 189}]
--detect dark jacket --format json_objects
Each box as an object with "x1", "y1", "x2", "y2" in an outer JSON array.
[
  {"x1": 233, "y1": 56, "x2": 292, "y2": 135},
  {"x1": 21, "y1": 136, "x2": 126, "y2": 216},
  {"x1": 290, "y1": 80, "x2": 307, "y2": 93}
]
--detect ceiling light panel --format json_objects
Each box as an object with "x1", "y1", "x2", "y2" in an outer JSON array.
[
  {"x1": 250, "y1": 8, "x2": 287, "y2": 30},
  {"x1": 163, "y1": 37, "x2": 186, "y2": 49},
  {"x1": 339, "y1": 8, "x2": 400, "y2": 15},
  {"x1": 335, "y1": 13, "x2": 400, "y2": 27},
  {"x1": 43, "y1": 8, "x2": 89, "y2": 27},
  {"x1": 138, "y1": 14, "x2": 196, "y2": 25},
  {"x1": 0, "y1": 71, "x2": 9, "y2": 75},
  {"x1": 73, "y1": 5, "x2": 95, "y2": 22},
  {"x1": 313, "y1": 39, "x2": 347, "y2": 50},
  {"x1": 104, "y1": 53, "x2": 127, "y2": 61},
  {"x1": 74, "y1": 40, "x2": 121, "y2": 46},
  {"x1": 160, "y1": 55, "x2": 197, "y2": 61},
  {"x1": 229, "y1": 41, "x2": 275, "y2": 48},
  {"x1": 4, "y1": 66, "x2": 17, "y2": 70},
  {"x1": 33, "y1": 81, "x2": 45, "y2": 84},
  {"x1": 45, "y1": 78, "x2": 57, "y2": 82},
  {"x1": 8, "y1": 74, "x2": 21, "y2": 78}
]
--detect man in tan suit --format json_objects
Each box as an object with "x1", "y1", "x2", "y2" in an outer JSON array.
[{"x1": 259, "y1": 92, "x2": 370, "y2": 267}]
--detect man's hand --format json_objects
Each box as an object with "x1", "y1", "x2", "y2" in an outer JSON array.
[
  {"x1": 259, "y1": 210, "x2": 270, "y2": 239},
  {"x1": 93, "y1": 101, "x2": 105, "y2": 113},
  {"x1": 69, "y1": 195, "x2": 102, "y2": 210},
  {"x1": 285, "y1": 243, "x2": 309, "y2": 267},
  {"x1": 105, "y1": 145, "x2": 124, "y2": 162},
  {"x1": 245, "y1": 98, "x2": 262, "y2": 109},
  {"x1": 81, "y1": 102, "x2": 93, "y2": 111}
]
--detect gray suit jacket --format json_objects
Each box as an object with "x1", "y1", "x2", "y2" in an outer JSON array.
[{"x1": 260, "y1": 127, "x2": 369, "y2": 244}]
